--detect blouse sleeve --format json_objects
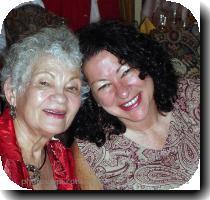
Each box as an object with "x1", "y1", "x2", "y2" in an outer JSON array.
[{"x1": 176, "y1": 78, "x2": 200, "y2": 124}]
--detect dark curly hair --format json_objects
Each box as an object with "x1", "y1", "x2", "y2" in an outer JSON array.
[{"x1": 62, "y1": 20, "x2": 178, "y2": 147}]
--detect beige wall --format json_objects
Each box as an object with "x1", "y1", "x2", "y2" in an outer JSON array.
[{"x1": 134, "y1": 0, "x2": 142, "y2": 25}]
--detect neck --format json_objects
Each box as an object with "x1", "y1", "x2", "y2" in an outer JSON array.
[
  {"x1": 14, "y1": 118, "x2": 49, "y2": 162},
  {"x1": 124, "y1": 111, "x2": 172, "y2": 150}
]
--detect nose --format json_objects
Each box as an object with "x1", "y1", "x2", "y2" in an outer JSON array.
[
  {"x1": 115, "y1": 83, "x2": 129, "y2": 99},
  {"x1": 51, "y1": 90, "x2": 67, "y2": 104}
]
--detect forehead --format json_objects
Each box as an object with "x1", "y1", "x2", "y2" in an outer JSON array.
[
  {"x1": 87, "y1": 50, "x2": 118, "y2": 65},
  {"x1": 32, "y1": 54, "x2": 80, "y2": 76},
  {"x1": 84, "y1": 50, "x2": 120, "y2": 74}
]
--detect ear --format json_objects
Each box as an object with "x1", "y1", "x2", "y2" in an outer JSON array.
[{"x1": 3, "y1": 78, "x2": 17, "y2": 106}]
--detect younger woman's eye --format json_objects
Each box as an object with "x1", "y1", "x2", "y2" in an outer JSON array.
[
  {"x1": 121, "y1": 68, "x2": 132, "y2": 78},
  {"x1": 98, "y1": 83, "x2": 111, "y2": 91}
]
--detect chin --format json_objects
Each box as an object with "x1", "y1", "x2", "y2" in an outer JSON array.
[
  {"x1": 126, "y1": 112, "x2": 148, "y2": 122},
  {"x1": 43, "y1": 126, "x2": 65, "y2": 136}
]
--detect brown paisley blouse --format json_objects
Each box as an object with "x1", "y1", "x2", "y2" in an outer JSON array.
[{"x1": 77, "y1": 79, "x2": 200, "y2": 190}]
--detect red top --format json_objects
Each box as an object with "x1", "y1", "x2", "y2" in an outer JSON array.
[{"x1": 0, "y1": 108, "x2": 80, "y2": 190}]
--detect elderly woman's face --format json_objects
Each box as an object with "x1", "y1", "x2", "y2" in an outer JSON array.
[
  {"x1": 14, "y1": 55, "x2": 81, "y2": 138},
  {"x1": 83, "y1": 50, "x2": 156, "y2": 124}
]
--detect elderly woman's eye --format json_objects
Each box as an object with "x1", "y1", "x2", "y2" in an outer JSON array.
[
  {"x1": 66, "y1": 86, "x2": 80, "y2": 94},
  {"x1": 39, "y1": 81, "x2": 50, "y2": 86}
]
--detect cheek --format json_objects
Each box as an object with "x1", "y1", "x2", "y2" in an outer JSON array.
[
  {"x1": 27, "y1": 90, "x2": 54, "y2": 111},
  {"x1": 31, "y1": 90, "x2": 50, "y2": 104},
  {"x1": 127, "y1": 73, "x2": 154, "y2": 94},
  {"x1": 126, "y1": 73, "x2": 144, "y2": 85},
  {"x1": 67, "y1": 95, "x2": 81, "y2": 112},
  {"x1": 20, "y1": 91, "x2": 54, "y2": 117},
  {"x1": 145, "y1": 77, "x2": 155, "y2": 96},
  {"x1": 94, "y1": 91, "x2": 115, "y2": 107},
  {"x1": 16, "y1": 89, "x2": 45, "y2": 108}
]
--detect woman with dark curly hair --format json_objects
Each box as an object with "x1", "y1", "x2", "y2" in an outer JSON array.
[{"x1": 67, "y1": 21, "x2": 200, "y2": 190}]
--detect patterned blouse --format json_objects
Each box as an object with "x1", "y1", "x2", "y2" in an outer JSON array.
[{"x1": 77, "y1": 79, "x2": 200, "y2": 190}]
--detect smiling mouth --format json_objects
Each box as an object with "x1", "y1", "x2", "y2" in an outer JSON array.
[
  {"x1": 119, "y1": 93, "x2": 142, "y2": 111},
  {"x1": 43, "y1": 109, "x2": 66, "y2": 119}
]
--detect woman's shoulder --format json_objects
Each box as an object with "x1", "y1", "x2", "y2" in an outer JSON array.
[
  {"x1": 175, "y1": 78, "x2": 200, "y2": 111},
  {"x1": 177, "y1": 78, "x2": 200, "y2": 97},
  {"x1": 170, "y1": 77, "x2": 200, "y2": 145}
]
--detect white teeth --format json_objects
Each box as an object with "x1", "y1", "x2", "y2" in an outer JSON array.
[
  {"x1": 45, "y1": 109, "x2": 64, "y2": 114},
  {"x1": 123, "y1": 96, "x2": 138, "y2": 107}
]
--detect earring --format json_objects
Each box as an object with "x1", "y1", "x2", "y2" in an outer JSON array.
[{"x1": 10, "y1": 104, "x2": 16, "y2": 119}]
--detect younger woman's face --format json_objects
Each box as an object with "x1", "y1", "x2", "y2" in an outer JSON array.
[
  {"x1": 83, "y1": 50, "x2": 156, "y2": 125},
  {"x1": 14, "y1": 55, "x2": 81, "y2": 138}
]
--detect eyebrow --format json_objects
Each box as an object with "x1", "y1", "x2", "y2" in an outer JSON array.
[
  {"x1": 116, "y1": 64, "x2": 130, "y2": 74},
  {"x1": 90, "y1": 65, "x2": 126, "y2": 86},
  {"x1": 116, "y1": 65, "x2": 123, "y2": 73},
  {"x1": 68, "y1": 76, "x2": 81, "y2": 82},
  {"x1": 33, "y1": 71, "x2": 80, "y2": 81},
  {"x1": 33, "y1": 70, "x2": 54, "y2": 77},
  {"x1": 91, "y1": 79, "x2": 109, "y2": 86}
]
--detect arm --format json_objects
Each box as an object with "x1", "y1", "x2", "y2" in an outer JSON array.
[{"x1": 71, "y1": 141, "x2": 103, "y2": 190}]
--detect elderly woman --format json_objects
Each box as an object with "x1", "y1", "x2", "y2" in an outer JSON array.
[
  {"x1": 0, "y1": 25, "x2": 91, "y2": 190},
  {"x1": 66, "y1": 21, "x2": 200, "y2": 190},
  {"x1": 0, "y1": 3, "x2": 67, "y2": 114}
]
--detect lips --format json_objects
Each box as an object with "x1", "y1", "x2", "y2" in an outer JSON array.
[
  {"x1": 119, "y1": 93, "x2": 142, "y2": 111},
  {"x1": 43, "y1": 109, "x2": 66, "y2": 119}
]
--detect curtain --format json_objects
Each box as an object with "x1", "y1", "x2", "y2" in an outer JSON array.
[
  {"x1": 119, "y1": 0, "x2": 134, "y2": 24},
  {"x1": 43, "y1": 0, "x2": 121, "y2": 32},
  {"x1": 98, "y1": 0, "x2": 121, "y2": 21},
  {"x1": 43, "y1": 0, "x2": 91, "y2": 31}
]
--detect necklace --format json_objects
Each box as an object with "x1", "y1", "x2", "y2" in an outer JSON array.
[{"x1": 26, "y1": 148, "x2": 47, "y2": 185}]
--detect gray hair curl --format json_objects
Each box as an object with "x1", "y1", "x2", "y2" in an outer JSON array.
[{"x1": 1, "y1": 25, "x2": 89, "y2": 102}]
